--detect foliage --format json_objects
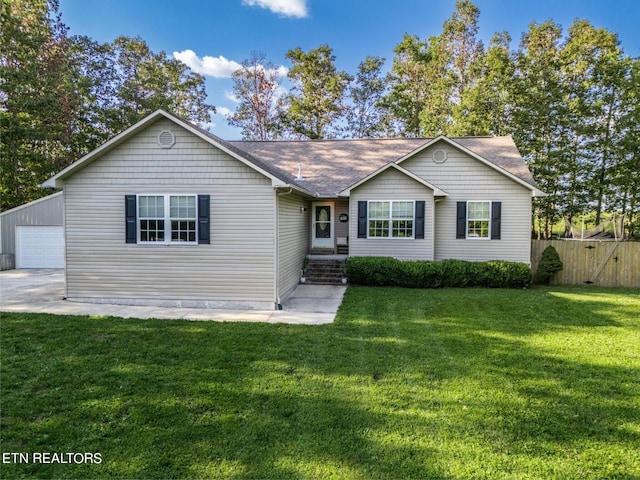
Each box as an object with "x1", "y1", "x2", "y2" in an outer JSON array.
[
  {"x1": 2, "y1": 286, "x2": 639, "y2": 478},
  {"x1": 106, "y1": 36, "x2": 214, "y2": 134},
  {"x1": 2, "y1": 0, "x2": 638, "y2": 237},
  {"x1": 345, "y1": 256, "x2": 531, "y2": 288},
  {"x1": 0, "y1": 1, "x2": 214, "y2": 211},
  {"x1": 534, "y1": 245, "x2": 564, "y2": 284},
  {"x1": 227, "y1": 51, "x2": 285, "y2": 140},
  {"x1": 0, "y1": 0, "x2": 77, "y2": 209},
  {"x1": 343, "y1": 56, "x2": 390, "y2": 138},
  {"x1": 380, "y1": 33, "x2": 433, "y2": 137},
  {"x1": 282, "y1": 44, "x2": 352, "y2": 139}
]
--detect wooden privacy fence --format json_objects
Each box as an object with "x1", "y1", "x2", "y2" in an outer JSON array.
[{"x1": 531, "y1": 240, "x2": 640, "y2": 288}]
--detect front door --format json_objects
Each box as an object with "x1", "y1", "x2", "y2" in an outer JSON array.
[{"x1": 312, "y1": 202, "x2": 334, "y2": 249}]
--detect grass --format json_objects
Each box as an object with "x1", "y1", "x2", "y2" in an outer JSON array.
[{"x1": 1, "y1": 286, "x2": 639, "y2": 479}]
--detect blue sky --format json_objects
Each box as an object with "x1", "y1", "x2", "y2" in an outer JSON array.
[{"x1": 58, "y1": 0, "x2": 640, "y2": 139}]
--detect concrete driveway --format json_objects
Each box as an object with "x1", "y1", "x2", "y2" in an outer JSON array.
[{"x1": 0, "y1": 269, "x2": 346, "y2": 325}]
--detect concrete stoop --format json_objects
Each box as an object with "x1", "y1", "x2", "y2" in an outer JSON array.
[{"x1": 303, "y1": 255, "x2": 347, "y2": 285}]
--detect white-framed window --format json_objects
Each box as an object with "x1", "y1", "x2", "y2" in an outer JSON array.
[
  {"x1": 368, "y1": 200, "x2": 414, "y2": 238},
  {"x1": 138, "y1": 194, "x2": 197, "y2": 244},
  {"x1": 467, "y1": 201, "x2": 491, "y2": 239}
]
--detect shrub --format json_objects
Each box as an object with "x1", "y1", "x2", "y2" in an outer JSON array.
[
  {"x1": 534, "y1": 246, "x2": 563, "y2": 284},
  {"x1": 345, "y1": 256, "x2": 531, "y2": 289}
]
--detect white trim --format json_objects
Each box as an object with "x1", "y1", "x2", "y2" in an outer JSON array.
[
  {"x1": 41, "y1": 110, "x2": 292, "y2": 190},
  {"x1": 465, "y1": 200, "x2": 492, "y2": 240},
  {"x1": 339, "y1": 163, "x2": 448, "y2": 197},
  {"x1": 396, "y1": 136, "x2": 546, "y2": 196},
  {"x1": 136, "y1": 194, "x2": 198, "y2": 245},
  {"x1": 311, "y1": 202, "x2": 334, "y2": 249},
  {"x1": 367, "y1": 200, "x2": 416, "y2": 240}
]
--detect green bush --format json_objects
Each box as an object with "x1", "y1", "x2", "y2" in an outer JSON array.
[
  {"x1": 534, "y1": 246, "x2": 563, "y2": 284},
  {"x1": 345, "y1": 256, "x2": 531, "y2": 289}
]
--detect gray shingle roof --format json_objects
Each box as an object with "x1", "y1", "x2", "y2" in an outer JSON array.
[{"x1": 228, "y1": 136, "x2": 537, "y2": 197}]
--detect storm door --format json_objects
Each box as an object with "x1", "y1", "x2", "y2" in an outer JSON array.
[{"x1": 311, "y1": 203, "x2": 334, "y2": 249}]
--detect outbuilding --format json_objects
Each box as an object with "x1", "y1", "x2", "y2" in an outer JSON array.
[{"x1": 0, "y1": 192, "x2": 64, "y2": 270}]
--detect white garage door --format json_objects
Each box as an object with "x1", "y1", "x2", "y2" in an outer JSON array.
[{"x1": 16, "y1": 226, "x2": 64, "y2": 268}]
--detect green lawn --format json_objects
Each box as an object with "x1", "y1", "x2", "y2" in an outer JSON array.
[{"x1": 1, "y1": 286, "x2": 639, "y2": 479}]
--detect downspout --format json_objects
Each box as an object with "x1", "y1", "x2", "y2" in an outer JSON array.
[{"x1": 274, "y1": 187, "x2": 293, "y2": 310}]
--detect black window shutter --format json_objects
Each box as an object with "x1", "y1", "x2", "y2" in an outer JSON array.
[
  {"x1": 125, "y1": 195, "x2": 137, "y2": 243},
  {"x1": 491, "y1": 201, "x2": 502, "y2": 240},
  {"x1": 415, "y1": 200, "x2": 425, "y2": 239},
  {"x1": 456, "y1": 201, "x2": 467, "y2": 239},
  {"x1": 357, "y1": 201, "x2": 367, "y2": 238},
  {"x1": 198, "y1": 195, "x2": 210, "y2": 244}
]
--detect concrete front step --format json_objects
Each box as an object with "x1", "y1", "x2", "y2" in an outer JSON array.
[{"x1": 303, "y1": 256, "x2": 346, "y2": 285}]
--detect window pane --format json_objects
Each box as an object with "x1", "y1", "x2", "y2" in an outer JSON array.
[
  {"x1": 468, "y1": 220, "x2": 489, "y2": 238},
  {"x1": 369, "y1": 201, "x2": 389, "y2": 219},
  {"x1": 392, "y1": 220, "x2": 413, "y2": 237},
  {"x1": 368, "y1": 220, "x2": 389, "y2": 237},
  {"x1": 392, "y1": 201, "x2": 413, "y2": 218},
  {"x1": 467, "y1": 202, "x2": 490, "y2": 238},
  {"x1": 171, "y1": 219, "x2": 196, "y2": 242},
  {"x1": 315, "y1": 205, "x2": 330, "y2": 223},
  {"x1": 468, "y1": 201, "x2": 490, "y2": 220},
  {"x1": 170, "y1": 195, "x2": 195, "y2": 218},
  {"x1": 139, "y1": 195, "x2": 164, "y2": 218},
  {"x1": 140, "y1": 219, "x2": 164, "y2": 242}
]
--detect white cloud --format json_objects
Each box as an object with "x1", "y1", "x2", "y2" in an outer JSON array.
[
  {"x1": 174, "y1": 50, "x2": 289, "y2": 81},
  {"x1": 217, "y1": 106, "x2": 233, "y2": 117},
  {"x1": 225, "y1": 91, "x2": 240, "y2": 103},
  {"x1": 242, "y1": 0, "x2": 308, "y2": 18},
  {"x1": 173, "y1": 50, "x2": 242, "y2": 78}
]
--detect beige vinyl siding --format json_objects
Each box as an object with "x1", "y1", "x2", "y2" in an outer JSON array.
[
  {"x1": 63, "y1": 118, "x2": 277, "y2": 307},
  {"x1": 401, "y1": 143, "x2": 533, "y2": 263},
  {"x1": 334, "y1": 199, "x2": 349, "y2": 242},
  {"x1": 349, "y1": 168, "x2": 434, "y2": 260},
  {"x1": 277, "y1": 192, "x2": 310, "y2": 302}
]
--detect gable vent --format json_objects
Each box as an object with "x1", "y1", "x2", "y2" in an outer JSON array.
[
  {"x1": 157, "y1": 130, "x2": 176, "y2": 148},
  {"x1": 432, "y1": 149, "x2": 447, "y2": 164}
]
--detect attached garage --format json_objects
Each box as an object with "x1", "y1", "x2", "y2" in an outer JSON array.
[
  {"x1": 16, "y1": 226, "x2": 64, "y2": 268},
  {"x1": 1, "y1": 192, "x2": 64, "y2": 270}
]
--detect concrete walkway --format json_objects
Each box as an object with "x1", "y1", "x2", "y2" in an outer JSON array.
[{"x1": 0, "y1": 269, "x2": 346, "y2": 325}]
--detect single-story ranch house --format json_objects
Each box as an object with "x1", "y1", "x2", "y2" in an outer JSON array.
[{"x1": 43, "y1": 110, "x2": 544, "y2": 310}]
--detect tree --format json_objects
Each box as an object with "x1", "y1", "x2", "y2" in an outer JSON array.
[
  {"x1": 227, "y1": 52, "x2": 285, "y2": 140},
  {"x1": 441, "y1": 0, "x2": 484, "y2": 114},
  {"x1": 534, "y1": 245, "x2": 563, "y2": 284},
  {"x1": 511, "y1": 20, "x2": 566, "y2": 239},
  {"x1": 382, "y1": 34, "x2": 432, "y2": 137},
  {"x1": 108, "y1": 36, "x2": 214, "y2": 134},
  {"x1": 1, "y1": 0, "x2": 79, "y2": 210},
  {"x1": 343, "y1": 56, "x2": 390, "y2": 138},
  {"x1": 0, "y1": 6, "x2": 216, "y2": 211},
  {"x1": 615, "y1": 57, "x2": 640, "y2": 238},
  {"x1": 282, "y1": 44, "x2": 352, "y2": 139},
  {"x1": 454, "y1": 31, "x2": 514, "y2": 136}
]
